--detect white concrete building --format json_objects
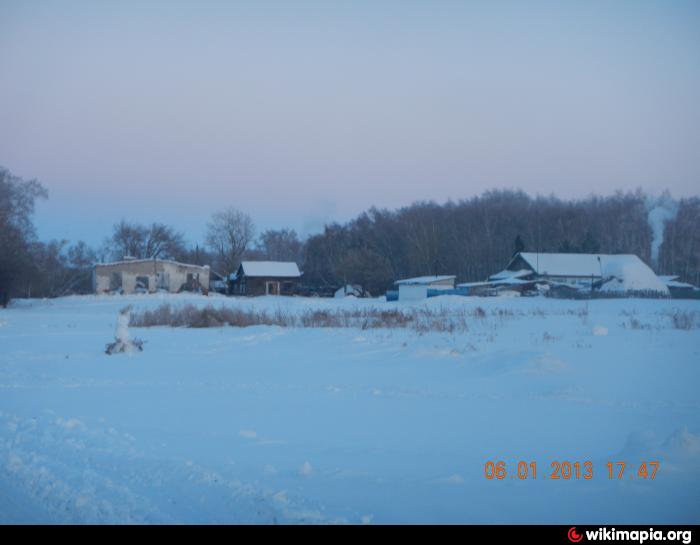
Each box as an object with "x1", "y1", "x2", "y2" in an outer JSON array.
[{"x1": 94, "y1": 258, "x2": 210, "y2": 295}]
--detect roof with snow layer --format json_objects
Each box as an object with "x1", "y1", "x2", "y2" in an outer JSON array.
[
  {"x1": 514, "y1": 252, "x2": 609, "y2": 277},
  {"x1": 234, "y1": 261, "x2": 302, "y2": 279},
  {"x1": 95, "y1": 258, "x2": 209, "y2": 269},
  {"x1": 514, "y1": 252, "x2": 634, "y2": 277},
  {"x1": 394, "y1": 275, "x2": 456, "y2": 286},
  {"x1": 511, "y1": 252, "x2": 668, "y2": 293},
  {"x1": 489, "y1": 269, "x2": 533, "y2": 282},
  {"x1": 598, "y1": 256, "x2": 669, "y2": 293},
  {"x1": 658, "y1": 275, "x2": 697, "y2": 289}
]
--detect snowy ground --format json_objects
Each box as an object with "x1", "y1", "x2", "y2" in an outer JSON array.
[{"x1": 1, "y1": 293, "x2": 699, "y2": 524}]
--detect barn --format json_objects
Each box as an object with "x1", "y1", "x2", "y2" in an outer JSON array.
[
  {"x1": 94, "y1": 259, "x2": 210, "y2": 295},
  {"x1": 229, "y1": 261, "x2": 302, "y2": 296}
]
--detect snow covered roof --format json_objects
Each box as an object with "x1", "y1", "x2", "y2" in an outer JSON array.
[
  {"x1": 95, "y1": 258, "x2": 209, "y2": 270},
  {"x1": 658, "y1": 275, "x2": 680, "y2": 282},
  {"x1": 235, "y1": 261, "x2": 301, "y2": 279},
  {"x1": 514, "y1": 252, "x2": 647, "y2": 278},
  {"x1": 489, "y1": 269, "x2": 533, "y2": 281},
  {"x1": 598, "y1": 257, "x2": 669, "y2": 294},
  {"x1": 656, "y1": 275, "x2": 697, "y2": 289},
  {"x1": 657, "y1": 276, "x2": 696, "y2": 289},
  {"x1": 514, "y1": 252, "x2": 608, "y2": 276},
  {"x1": 508, "y1": 252, "x2": 670, "y2": 293},
  {"x1": 663, "y1": 280, "x2": 695, "y2": 289},
  {"x1": 495, "y1": 278, "x2": 533, "y2": 285},
  {"x1": 458, "y1": 278, "x2": 532, "y2": 288},
  {"x1": 456, "y1": 281, "x2": 493, "y2": 288},
  {"x1": 394, "y1": 275, "x2": 456, "y2": 286}
]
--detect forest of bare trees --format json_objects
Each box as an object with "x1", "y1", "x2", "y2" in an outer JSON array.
[
  {"x1": 1, "y1": 165, "x2": 698, "y2": 305},
  {"x1": 302, "y1": 190, "x2": 672, "y2": 294},
  {"x1": 299, "y1": 191, "x2": 698, "y2": 293},
  {"x1": 658, "y1": 197, "x2": 700, "y2": 288}
]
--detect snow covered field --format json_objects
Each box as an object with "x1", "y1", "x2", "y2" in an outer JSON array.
[{"x1": 1, "y1": 293, "x2": 699, "y2": 524}]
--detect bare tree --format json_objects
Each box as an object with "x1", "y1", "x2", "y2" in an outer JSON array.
[
  {"x1": 0, "y1": 167, "x2": 47, "y2": 306},
  {"x1": 143, "y1": 223, "x2": 185, "y2": 260},
  {"x1": 256, "y1": 228, "x2": 303, "y2": 263},
  {"x1": 24, "y1": 239, "x2": 97, "y2": 298},
  {"x1": 109, "y1": 220, "x2": 146, "y2": 259},
  {"x1": 107, "y1": 220, "x2": 185, "y2": 260},
  {"x1": 659, "y1": 197, "x2": 700, "y2": 285},
  {"x1": 177, "y1": 244, "x2": 216, "y2": 267},
  {"x1": 205, "y1": 208, "x2": 255, "y2": 275}
]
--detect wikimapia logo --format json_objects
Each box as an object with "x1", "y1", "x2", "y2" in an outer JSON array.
[
  {"x1": 567, "y1": 527, "x2": 692, "y2": 544},
  {"x1": 569, "y1": 528, "x2": 584, "y2": 543}
]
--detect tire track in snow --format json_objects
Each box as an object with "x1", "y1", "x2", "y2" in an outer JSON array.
[{"x1": 0, "y1": 411, "x2": 334, "y2": 523}]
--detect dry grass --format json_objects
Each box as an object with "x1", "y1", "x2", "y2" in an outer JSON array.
[
  {"x1": 129, "y1": 303, "x2": 516, "y2": 332},
  {"x1": 627, "y1": 317, "x2": 651, "y2": 330},
  {"x1": 667, "y1": 309, "x2": 700, "y2": 330},
  {"x1": 130, "y1": 304, "x2": 296, "y2": 328},
  {"x1": 130, "y1": 302, "x2": 699, "y2": 333}
]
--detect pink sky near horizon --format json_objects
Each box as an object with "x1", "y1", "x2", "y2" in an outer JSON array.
[{"x1": 1, "y1": 1, "x2": 699, "y2": 246}]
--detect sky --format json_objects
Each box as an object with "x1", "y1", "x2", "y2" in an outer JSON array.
[{"x1": 1, "y1": 0, "x2": 699, "y2": 247}]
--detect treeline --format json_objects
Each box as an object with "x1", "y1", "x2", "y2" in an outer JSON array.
[
  {"x1": 1, "y1": 165, "x2": 698, "y2": 305},
  {"x1": 0, "y1": 166, "x2": 307, "y2": 305},
  {"x1": 658, "y1": 198, "x2": 700, "y2": 286},
  {"x1": 303, "y1": 190, "x2": 700, "y2": 294},
  {"x1": 305, "y1": 191, "x2": 641, "y2": 293}
]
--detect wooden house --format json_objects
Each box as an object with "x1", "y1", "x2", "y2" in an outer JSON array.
[{"x1": 229, "y1": 261, "x2": 302, "y2": 296}]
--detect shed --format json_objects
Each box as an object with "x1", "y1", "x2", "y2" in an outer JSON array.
[
  {"x1": 656, "y1": 275, "x2": 698, "y2": 298},
  {"x1": 394, "y1": 275, "x2": 456, "y2": 301},
  {"x1": 230, "y1": 261, "x2": 302, "y2": 296}
]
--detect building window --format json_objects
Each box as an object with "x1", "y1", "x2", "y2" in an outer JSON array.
[
  {"x1": 135, "y1": 276, "x2": 150, "y2": 292},
  {"x1": 110, "y1": 272, "x2": 122, "y2": 292}
]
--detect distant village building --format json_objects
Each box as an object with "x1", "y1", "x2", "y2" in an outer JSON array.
[
  {"x1": 486, "y1": 252, "x2": 669, "y2": 295},
  {"x1": 229, "y1": 261, "x2": 302, "y2": 296},
  {"x1": 208, "y1": 270, "x2": 229, "y2": 294},
  {"x1": 94, "y1": 258, "x2": 210, "y2": 295},
  {"x1": 334, "y1": 284, "x2": 365, "y2": 298},
  {"x1": 394, "y1": 275, "x2": 456, "y2": 301},
  {"x1": 658, "y1": 275, "x2": 699, "y2": 298}
]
